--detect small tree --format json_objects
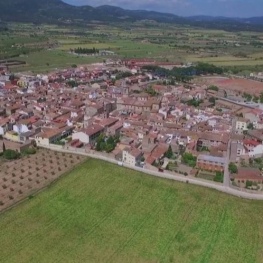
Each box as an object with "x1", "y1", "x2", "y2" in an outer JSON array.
[
  {"x1": 165, "y1": 145, "x2": 173, "y2": 159},
  {"x1": 228, "y1": 162, "x2": 238, "y2": 174}
]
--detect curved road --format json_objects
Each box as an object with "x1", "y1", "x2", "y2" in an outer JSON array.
[{"x1": 42, "y1": 145, "x2": 263, "y2": 201}]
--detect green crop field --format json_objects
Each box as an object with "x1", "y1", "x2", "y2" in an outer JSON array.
[
  {"x1": 0, "y1": 159, "x2": 263, "y2": 263},
  {"x1": 2, "y1": 22, "x2": 263, "y2": 73}
]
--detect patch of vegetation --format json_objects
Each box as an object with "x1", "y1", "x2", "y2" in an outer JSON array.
[
  {"x1": 214, "y1": 172, "x2": 224, "y2": 183},
  {"x1": 187, "y1": 98, "x2": 203, "y2": 107},
  {"x1": 145, "y1": 86, "x2": 159, "y2": 96},
  {"x1": 3, "y1": 149, "x2": 21, "y2": 160},
  {"x1": 164, "y1": 145, "x2": 173, "y2": 159},
  {"x1": 96, "y1": 134, "x2": 119, "y2": 153},
  {"x1": 181, "y1": 153, "x2": 197, "y2": 167},
  {"x1": 229, "y1": 162, "x2": 238, "y2": 174},
  {"x1": 23, "y1": 147, "x2": 37, "y2": 155}
]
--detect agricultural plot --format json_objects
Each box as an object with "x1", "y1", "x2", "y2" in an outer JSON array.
[
  {"x1": 198, "y1": 76, "x2": 263, "y2": 95},
  {"x1": 0, "y1": 149, "x2": 86, "y2": 212},
  {"x1": 0, "y1": 158, "x2": 263, "y2": 263},
  {"x1": 3, "y1": 22, "x2": 263, "y2": 73}
]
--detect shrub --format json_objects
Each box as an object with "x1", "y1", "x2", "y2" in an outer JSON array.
[
  {"x1": 9, "y1": 195, "x2": 14, "y2": 200},
  {"x1": 11, "y1": 179, "x2": 15, "y2": 184},
  {"x1": 19, "y1": 190, "x2": 23, "y2": 194},
  {"x1": 24, "y1": 147, "x2": 35, "y2": 155},
  {"x1": 12, "y1": 173, "x2": 16, "y2": 177},
  {"x1": 0, "y1": 201, "x2": 4, "y2": 206},
  {"x1": 2, "y1": 184, "x2": 7, "y2": 189},
  {"x1": 214, "y1": 172, "x2": 224, "y2": 183},
  {"x1": 229, "y1": 163, "x2": 238, "y2": 174},
  {"x1": 3, "y1": 150, "x2": 20, "y2": 160},
  {"x1": 246, "y1": 180, "x2": 253, "y2": 188}
]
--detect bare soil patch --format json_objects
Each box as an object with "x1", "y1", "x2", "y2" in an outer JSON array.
[{"x1": 198, "y1": 76, "x2": 263, "y2": 95}]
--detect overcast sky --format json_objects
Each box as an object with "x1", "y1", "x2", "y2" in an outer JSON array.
[{"x1": 63, "y1": 0, "x2": 263, "y2": 17}]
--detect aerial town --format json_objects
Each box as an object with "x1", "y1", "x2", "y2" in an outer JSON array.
[{"x1": 1, "y1": 58, "x2": 263, "y2": 192}]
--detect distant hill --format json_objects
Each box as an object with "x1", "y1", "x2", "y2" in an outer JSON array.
[{"x1": 1, "y1": 0, "x2": 263, "y2": 31}]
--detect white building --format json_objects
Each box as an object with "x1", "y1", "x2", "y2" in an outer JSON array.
[
  {"x1": 122, "y1": 148, "x2": 142, "y2": 167},
  {"x1": 72, "y1": 125, "x2": 104, "y2": 144},
  {"x1": 13, "y1": 124, "x2": 29, "y2": 134},
  {"x1": 235, "y1": 117, "x2": 248, "y2": 134}
]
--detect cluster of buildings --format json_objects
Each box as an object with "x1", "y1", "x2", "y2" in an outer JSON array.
[{"x1": 1, "y1": 61, "x2": 263, "y2": 188}]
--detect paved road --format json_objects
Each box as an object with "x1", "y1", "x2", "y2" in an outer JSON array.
[
  {"x1": 41, "y1": 144, "x2": 263, "y2": 201},
  {"x1": 223, "y1": 140, "x2": 231, "y2": 187}
]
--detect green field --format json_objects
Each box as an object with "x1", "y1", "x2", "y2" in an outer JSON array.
[
  {"x1": 0, "y1": 159, "x2": 263, "y2": 263},
  {"x1": 10, "y1": 50, "x2": 103, "y2": 73},
  {"x1": 2, "y1": 22, "x2": 263, "y2": 73}
]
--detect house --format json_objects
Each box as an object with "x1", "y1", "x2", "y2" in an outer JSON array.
[
  {"x1": 122, "y1": 147, "x2": 143, "y2": 166},
  {"x1": 234, "y1": 117, "x2": 248, "y2": 134},
  {"x1": 234, "y1": 168, "x2": 263, "y2": 188},
  {"x1": 13, "y1": 119, "x2": 32, "y2": 134},
  {"x1": 72, "y1": 124, "x2": 104, "y2": 145},
  {"x1": 4, "y1": 131, "x2": 20, "y2": 142},
  {"x1": 244, "y1": 109, "x2": 262, "y2": 128},
  {"x1": 0, "y1": 117, "x2": 10, "y2": 135},
  {"x1": 229, "y1": 141, "x2": 245, "y2": 162},
  {"x1": 107, "y1": 121, "x2": 123, "y2": 136},
  {"x1": 0, "y1": 139, "x2": 32, "y2": 153},
  {"x1": 197, "y1": 133, "x2": 228, "y2": 150},
  {"x1": 35, "y1": 127, "x2": 74, "y2": 146},
  {"x1": 247, "y1": 129, "x2": 263, "y2": 143},
  {"x1": 145, "y1": 144, "x2": 168, "y2": 165},
  {"x1": 245, "y1": 141, "x2": 263, "y2": 158},
  {"x1": 197, "y1": 154, "x2": 226, "y2": 172}
]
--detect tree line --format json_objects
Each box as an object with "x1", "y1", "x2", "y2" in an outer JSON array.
[
  {"x1": 142, "y1": 62, "x2": 224, "y2": 83},
  {"x1": 73, "y1": 47, "x2": 99, "y2": 55}
]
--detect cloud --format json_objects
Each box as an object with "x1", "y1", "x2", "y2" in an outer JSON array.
[{"x1": 63, "y1": 0, "x2": 263, "y2": 17}]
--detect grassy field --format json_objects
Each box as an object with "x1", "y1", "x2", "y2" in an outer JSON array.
[
  {"x1": 10, "y1": 50, "x2": 103, "y2": 73},
  {"x1": 0, "y1": 159, "x2": 263, "y2": 263}
]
